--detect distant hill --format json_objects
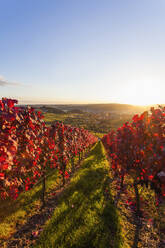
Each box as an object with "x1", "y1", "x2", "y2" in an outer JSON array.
[
  {"x1": 40, "y1": 106, "x2": 65, "y2": 114},
  {"x1": 67, "y1": 109, "x2": 84, "y2": 114},
  {"x1": 26, "y1": 105, "x2": 65, "y2": 114},
  {"x1": 79, "y1": 104, "x2": 148, "y2": 113},
  {"x1": 20, "y1": 103, "x2": 163, "y2": 114},
  {"x1": 51, "y1": 103, "x2": 149, "y2": 114}
]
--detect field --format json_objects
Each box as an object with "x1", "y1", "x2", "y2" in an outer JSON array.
[
  {"x1": 43, "y1": 110, "x2": 133, "y2": 134},
  {"x1": 0, "y1": 102, "x2": 165, "y2": 248}
]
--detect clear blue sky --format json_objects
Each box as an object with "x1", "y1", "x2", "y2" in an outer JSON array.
[{"x1": 0, "y1": 0, "x2": 165, "y2": 105}]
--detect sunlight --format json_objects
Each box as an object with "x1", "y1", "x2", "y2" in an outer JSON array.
[{"x1": 122, "y1": 79, "x2": 161, "y2": 106}]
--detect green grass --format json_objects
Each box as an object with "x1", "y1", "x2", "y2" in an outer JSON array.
[
  {"x1": 0, "y1": 169, "x2": 60, "y2": 242},
  {"x1": 34, "y1": 142, "x2": 122, "y2": 248},
  {"x1": 43, "y1": 113, "x2": 68, "y2": 124}
]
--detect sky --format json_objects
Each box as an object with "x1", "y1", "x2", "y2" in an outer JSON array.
[{"x1": 0, "y1": 0, "x2": 165, "y2": 105}]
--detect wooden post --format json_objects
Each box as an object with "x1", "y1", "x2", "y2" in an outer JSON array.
[
  {"x1": 41, "y1": 172, "x2": 46, "y2": 208},
  {"x1": 71, "y1": 157, "x2": 75, "y2": 173},
  {"x1": 134, "y1": 180, "x2": 141, "y2": 217}
]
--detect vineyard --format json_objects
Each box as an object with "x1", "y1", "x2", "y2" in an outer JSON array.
[{"x1": 0, "y1": 98, "x2": 165, "y2": 247}]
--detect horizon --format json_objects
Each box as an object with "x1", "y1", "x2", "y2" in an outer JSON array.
[
  {"x1": 18, "y1": 100, "x2": 163, "y2": 107},
  {"x1": 0, "y1": 1, "x2": 165, "y2": 105}
]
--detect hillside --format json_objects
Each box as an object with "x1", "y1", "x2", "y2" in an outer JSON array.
[
  {"x1": 20, "y1": 103, "x2": 164, "y2": 115},
  {"x1": 41, "y1": 103, "x2": 148, "y2": 114}
]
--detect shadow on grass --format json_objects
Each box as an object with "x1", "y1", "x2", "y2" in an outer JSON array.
[
  {"x1": 0, "y1": 169, "x2": 59, "y2": 242},
  {"x1": 35, "y1": 142, "x2": 122, "y2": 248},
  {"x1": 0, "y1": 171, "x2": 59, "y2": 215},
  {"x1": 132, "y1": 218, "x2": 142, "y2": 248}
]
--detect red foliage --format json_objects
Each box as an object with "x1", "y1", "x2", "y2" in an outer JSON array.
[
  {"x1": 102, "y1": 106, "x2": 165, "y2": 199},
  {"x1": 0, "y1": 98, "x2": 97, "y2": 199}
]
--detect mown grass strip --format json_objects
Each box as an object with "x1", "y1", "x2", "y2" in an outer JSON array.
[{"x1": 34, "y1": 142, "x2": 122, "y2": 248}]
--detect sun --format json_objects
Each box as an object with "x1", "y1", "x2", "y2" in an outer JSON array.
[
  {"x1": 127, "y1": 96, "x2": 158, "y2": 106},
  {"x1": 122, "y1": 80, "x2": 162, "y2": 106}
]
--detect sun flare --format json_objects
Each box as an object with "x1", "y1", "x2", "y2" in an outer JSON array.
[{"x1": 122, "y1": 80, "x2": 162, "y2": 106}]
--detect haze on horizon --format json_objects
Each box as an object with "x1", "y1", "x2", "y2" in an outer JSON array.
[{"x1": 0, "y1": 0, "x2": 165, "y2": 106}]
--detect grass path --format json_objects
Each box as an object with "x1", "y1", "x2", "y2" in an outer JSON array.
[{"x1": 34, "y1": 142, "x2": 122, "y2": 248}]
